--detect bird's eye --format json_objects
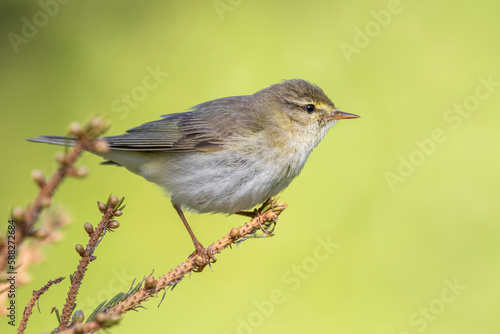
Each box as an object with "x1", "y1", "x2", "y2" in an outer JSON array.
[{"x1": 304, "y1": 104, "x2": 316, "y2": 114}]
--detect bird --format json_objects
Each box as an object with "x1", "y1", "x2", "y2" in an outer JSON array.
[{"x1": 28, "y1": 79, "x2": 359, "y2": 268}]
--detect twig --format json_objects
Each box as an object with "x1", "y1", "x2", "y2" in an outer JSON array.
[
  {"x1": 58, "y1": 196, "x2": 124, "y2": 331},
  {"x1": 0, "y1": 117, "x2": 109, "y2": 272},
  {"x1": 22, "y1": 142, "x2": 84, "y2": 235},
  {"x1": 0, "y1": 117, "x2": 109, "y2": 315},
  {"x1": 58, "y1": 201, "x2": 287, "y2": 334},
  {"x1": 17, "y1": 277, "x2": 65, "y2": 334}
]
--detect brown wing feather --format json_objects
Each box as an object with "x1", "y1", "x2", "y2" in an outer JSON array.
[
  {"x1": 104, "y1": 95, "x2": 264, "y2": 152},
  {"x1": 103, "y1": 112, "x2": 225, "y2": 152}
]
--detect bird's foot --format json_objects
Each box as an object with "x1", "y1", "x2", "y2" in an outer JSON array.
[
  {"x1": 191, "y1": 240, "x2": 217, "y2": 272},
  {"x1": 236, "y1": 197, "x2": 279, "y2": 236},
  {"x1": 257, "y1": 197, "x2": 278, "y2": 213}
]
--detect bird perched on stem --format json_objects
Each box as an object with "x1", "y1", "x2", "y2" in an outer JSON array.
[{"x1": 28, "y1": 79, "x2": 359, "y2": 269}]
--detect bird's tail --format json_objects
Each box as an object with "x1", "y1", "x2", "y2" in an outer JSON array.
[{"x1": 26, "y1": 136, "x2": 77, "y2": 146}]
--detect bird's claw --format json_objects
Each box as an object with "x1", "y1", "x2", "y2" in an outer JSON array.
[{"x1": 192, "y1": 242, "x2": 216, "y2": 272}]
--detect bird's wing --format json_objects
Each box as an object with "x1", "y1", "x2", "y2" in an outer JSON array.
[{"x1": 104, "y1": 109, "x2": 259, "y2": 152}]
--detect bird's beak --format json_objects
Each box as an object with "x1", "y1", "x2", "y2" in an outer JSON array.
[{"x1": 329, "y1": 111, "x2": 360, "y2": 120}]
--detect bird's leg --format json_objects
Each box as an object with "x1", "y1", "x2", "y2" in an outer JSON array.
[
  {"x1": 172, "y1": 203, "x2": 216, "y2": 271},
  {"x1": 256, "y1": 197, "x2": 278, "y2": 234}
]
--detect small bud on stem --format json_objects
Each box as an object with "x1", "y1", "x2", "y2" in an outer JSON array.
[
  {"x1": 108, "y1": 221, "x2": 120, "y2": 229},
  {"x1": 31, "y1": 169, "x2": 46, "y2": 188},
  {"x1": 75, "y1": 244, "x2": 85, "y2": 257},
  {"x1": 69, "y1": 122, "x2": 83, "y2": 137},
  {"x1": 93, "y1": 139, "x2": 109, "y2": 153},
  {"x1": 84, "y1": 222, "x2": 94, "y2": 236}
]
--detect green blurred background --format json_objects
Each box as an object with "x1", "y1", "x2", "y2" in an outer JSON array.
[{"x1": 1, "y1": 0, "x2": 499, "y2": 333}]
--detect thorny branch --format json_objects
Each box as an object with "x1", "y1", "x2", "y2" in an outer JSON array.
[
  {"x1": 0, "y1": 117, "x2": 109, "y2": 314},
  {"x1": 17, "y1": 277, "x2": 65, "y2": 334},
  {"x1": 17, "y1": 118, "x2": 109, "y2": 243},
  {"x1": 58, "y1": 200, "x2": 287, "y2": 334},
  {"x1": 58, "y1": 196, "x2": 124, "y2": 331}
]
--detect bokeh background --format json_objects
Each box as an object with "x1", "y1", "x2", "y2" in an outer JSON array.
[{"x1": 1, "y1": 0, "x2": 499, "y2": 333}]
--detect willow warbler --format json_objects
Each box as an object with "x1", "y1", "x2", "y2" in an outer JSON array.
[{"x1": 28, "y1": 79, "x2": 359, "y2": 267}]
